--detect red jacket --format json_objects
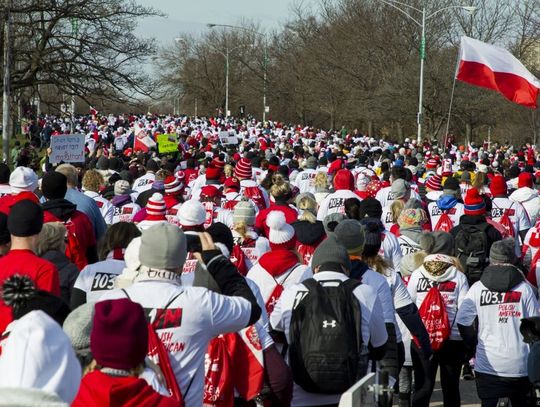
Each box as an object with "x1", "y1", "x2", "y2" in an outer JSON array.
[
  {"x1": 73, "y1": 370, "x2": 177, "y2": 407},
  {"x1": 0, "y1": 249, "x2": 60, "y2": 333}
]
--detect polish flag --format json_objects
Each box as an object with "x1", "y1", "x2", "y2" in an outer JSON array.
[
  {"x1": 457, "y1": 36, "x2": 540, "y2": 108},
  {"x1": 134, "y1": 127, "x2": 156, "y2": 152}
]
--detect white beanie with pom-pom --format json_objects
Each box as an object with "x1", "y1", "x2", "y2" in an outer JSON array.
[{"x1": 266, "y1": 210, "x2": 296, "y2": 250}]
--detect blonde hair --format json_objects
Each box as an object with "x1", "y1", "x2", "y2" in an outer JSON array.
[
  {"x1": 297, "y1": 195, "x2": 318, "y2": 224},
  {"x1": 473, "y1": 171, "x2": 485, "y2": 190},
  {"x1": 37, "y1": 222, "x2": 66, "y2": 255},
  {"x1": 56, "y1": 164, "x2": 78, "y2": 187},
  {"x1": 82, "y1": 170, "x2": 104, "y2": 193},
  {"x1": 314, "y1": 172, "x2": 328, "y2": 189},
  {"x1": 391, "y1": 200, "x2": 404, "y2": 223},
  {"x1": 270, "y1": 173, "x2": 291, "y2": 199},
  {"x1": 364, "y1": 255, "x2": 392, "y2": 277},
  {"x1": 233, "y1": 221, "x2": 250, "y2": 241},
  {"x1": 224, "y1": 164, "x2": 234, "y2": 178}
]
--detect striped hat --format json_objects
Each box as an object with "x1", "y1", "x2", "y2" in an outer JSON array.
[
  {"x1": 164, "y1": 176, "x2": 182, "y2": 194},
  {"x1": 425, "y1": 174, "x2": 442, "y2": 191},
  {"x1": 234, "y1": 158, "x2": 252, "y2": 180},
  {"x1": 464, "y1": 188, "x2": 486, "y2": 216},
  {"x1": 146, "y1": 193, "x2": 166, "y2": 218},
  {"x1": 426, "y1": 158, "x2": 439, "y2": 169}
]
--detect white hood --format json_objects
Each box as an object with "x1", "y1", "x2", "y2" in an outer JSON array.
[
  {"x1": 0, "y1": 311, "x2": 81, "y2": 404},
  {"x1": 509, "y1": 186, "x2": 538, "y2": 203}
]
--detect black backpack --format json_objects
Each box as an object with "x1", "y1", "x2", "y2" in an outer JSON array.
[
  {"x1": 455, "y1": 222, "x2": 490, "y2": 284},
  {"x1": 288, "y1": 278, "x2": 368, "y2": 394}
]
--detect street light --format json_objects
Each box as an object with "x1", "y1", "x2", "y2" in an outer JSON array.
[
  {"x1": 207, "y1": 23, "x2": 269, "y2": 121},
  {"x1": 377, "y1": 1, "x2": 477, "y2": 144}
]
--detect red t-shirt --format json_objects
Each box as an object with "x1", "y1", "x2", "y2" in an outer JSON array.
[
  {"x1": 255, "y1": 204, "x2": 298, "y2": 238},
  {"x1": 0, "y1": 249, "x2": 60, "y2": 333}
]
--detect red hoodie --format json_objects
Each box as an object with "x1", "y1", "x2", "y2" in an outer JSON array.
[{"x1": 73, "y1": 371, "x2": 177, "y2": 407}]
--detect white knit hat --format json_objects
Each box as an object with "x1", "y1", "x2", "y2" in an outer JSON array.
[
  {"x1": 233, "y1": 199, "x2": 256, "y2": 225},
  {"x1": 10, "y1": 167, "x2": 38, "y2": 193},
  {"x1": 266, "y1": 211, "x2": 295, "y2": 249},
  {"x1": 356, "y1": 173, "x2": 370, "y2": 192},
  {"x1": 177, "y1": 199, "x2": 206, "y2": 227},
  {"x1": 146, "y1": 193, "x2": 166, "y2": 216}
]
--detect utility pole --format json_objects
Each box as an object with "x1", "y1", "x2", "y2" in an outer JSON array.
[
  {"x1": 70, "y1": 17, "x2": 78, "y2": 133},
  {"x1": 2, "y1": 0, "x2": 13, "y2": 163}
]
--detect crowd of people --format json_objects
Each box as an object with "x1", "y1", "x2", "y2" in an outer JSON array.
[{"x1": 0, "y1": 113, "x2": 540, "y2": 407}]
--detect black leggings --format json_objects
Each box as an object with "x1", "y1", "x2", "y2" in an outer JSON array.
[
  {"x1": 411, "y1": 340, "x2": 466, "y2": 407},
  {"x1": 475, "y1": 372, "x2": 531, "y2": 407}
]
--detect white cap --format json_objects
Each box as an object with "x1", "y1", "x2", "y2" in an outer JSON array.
[{"x1": 9, "y1": 167, "x2": 38, "y2": 193}]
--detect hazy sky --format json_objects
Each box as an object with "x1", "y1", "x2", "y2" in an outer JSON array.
[{"x1": 135, "y1": 0, "x2": 317, "y2": 44}]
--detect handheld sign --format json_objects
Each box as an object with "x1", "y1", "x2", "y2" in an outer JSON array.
[
  {"x1": 219, "y1": 131, "x2": 239, "y2": 145},
  {"x1": 157, "y1": 134, "x2": 178, "y2": 153},
  {"x1": 50, "y1": 134, "x2": 85, "y2": 163}
]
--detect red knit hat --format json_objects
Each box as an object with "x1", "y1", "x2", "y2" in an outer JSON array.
[
  {"x1": 234, "y1": 158, "x2": 252, "y2": 180},
  {"x1": 464, "y1": 188, "x2": 486, "y2": 216},
  {"x1": 91, "y1": 298, "x2": 148, "y2": 370},
  {"x1": 223, "y1": 176, "x2": 240, "y2": 191},
  {"x1": 205, "y1": 165, "x2": 222, "y2": 181},
  {"x1": 212, "y1": 157, "x2": 226, "y2": 169},
  {"x1": 333, "y1": 169, "x2": 354, "y2": 191},
  {"x1": 426, "y1": 174, "x2": 442, "y2": 191},
  {"x1": 489, "y1": 175, "x2": 507, "y2": 197},
  {"x1": 518, "y1": 172, "x2": 533, "y2": 188},
  {"x1": 366, "y1": 180, "x2": 382, "y2": 198},
  {"x1": 164, "y1": 175, "x2": 182, "y2": 194},
  {"x1": 426, "y1": 158, "x2": 439, "y2": 169},
  {"x1": 145, "y1": 193, "x2": 167, "y2": 220},
  {"x1": 200, "y1": 185, "x2": 223, "y2": 199}
]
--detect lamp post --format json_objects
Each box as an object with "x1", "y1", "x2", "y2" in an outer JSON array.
[
  {"x1": 2, "y1": 0, "x2": 13, "y2": 163},
  {"x1": 207, "y1": 23, "x2": 268, "y2": 121},
  {"x1": 377, "y1": 1, "x2": 477, "y2": 144}
]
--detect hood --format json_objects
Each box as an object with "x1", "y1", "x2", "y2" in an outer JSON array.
[
  {"x1": 258, "y1": 249, "x2": 299, "y2": 277},
  {"x1": 459, "y1": 214, "x2": 487, "y2": 225},
  {"x1": 333, "y1": 169, "x2": 354, "y2": 191},
  {"x1": 480, "y1": 264, "x2": 524, "y2": 292},
  {"x1": 350, "y1": 259, "x2": 370, "y2": 281},
  {"x1": 436, "y1": 195, "x2": 458, "y2": 211},
  {"x1": 400, "y1": 228, "x2": 424, "y2": 241},
  {"x1": 509, "y1": 187, "x2": 538, "y2": 203},
  {"x1": 292, "y1": 220, "x2": 326, "y2": 245},
  {"x1": 41, "y1": 250, "x2": 71, "y2": 270},
  {"x1": 0, "y1": 311, "x2": 81, "y2": 404},
  {"x1": 42, "y1": 199, "x2": 76, "y2": 222},
  {"x1": 74, "y1": 371, "x2": 169, "y2": 407},
  {"x1": 418, "y1": 253, "x2": 458, "y2": 282}
]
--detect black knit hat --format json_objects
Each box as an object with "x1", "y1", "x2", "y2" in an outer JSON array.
[
  {"x1": 207, "y1": 222, "x2": 234, "y2": 254},
  {"x1": 0, "y1": 212, "x2": 10, "y2": 245},
  {"x1": 8, "y1": 200, "x2": 43, "y2": 237},
  {"x1": 360, "y1": 220, "x2": 384, "y2": 257},
  {"x1": 41, "y1": 171, "x2": 68, "y2": 200},
  {"x1": 2, "y1": 275, "x2": 70, "y2": 326},
  {"x1": 358, "y1": 198, "x2": 383, "y2": 219}
]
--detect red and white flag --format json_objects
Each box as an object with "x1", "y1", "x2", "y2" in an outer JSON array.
[
  {"x1": 134, "y1": 127, "x2": 156, "y2": 152},
  {"x1": 457, "y1": 36, "x2": 540, "y2": 108}
]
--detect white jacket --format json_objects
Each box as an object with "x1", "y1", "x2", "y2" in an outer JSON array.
[{"x1": 509, "y1": 187, "x2": 540, "y2": 225}]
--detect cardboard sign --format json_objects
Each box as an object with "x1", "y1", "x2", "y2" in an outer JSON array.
[
  {"x1": 50, "y1": 134, "x2": 85, "y2": 163},
  {"x1": 219, "y1": 131, "x2": 239, "y2": 145},
  {"x1": 157, "y1": 134, "x2": 178, "y2": 153}
]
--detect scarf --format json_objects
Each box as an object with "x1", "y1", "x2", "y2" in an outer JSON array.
[{"x1": 423, "y1": 253, "x2": 454, "y2": 277}]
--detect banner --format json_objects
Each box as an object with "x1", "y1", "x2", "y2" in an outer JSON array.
[
  {"x1": 157, "y1": 134, "x2": 178, "y2": 153},
  {"x1": 219, "y1": 131, "x2": 239, "y2": 145},
  {"x1": 50, "y1": 134, "x2": 85, "y2": 163}
]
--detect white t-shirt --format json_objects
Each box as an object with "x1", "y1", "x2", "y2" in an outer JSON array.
[
  {"x1": 427, "y1": 201, "x2": 465, "y2": 231},
  {"x1": 407, "y1": 267, "x2": 469, "y2": 340},
  {"x1": 132, "y1": 173, "x2": 156, "y2": 195},
  {"x1": 112, "y1": 202, "x2": 141, "y2": 224},
  {"x1": 360, "y1": 268, "x2": 395, "y2": 325},
  {"x1": 270, "y1": 271, "x2": 388, "y2": 407},
  {"x1": 316, "y1": 189, "x2": 359, "y2": 221},
  {"x1": 99, "y1": 281, "x2": 252, "y2": 407},
  {"x1": 386, "y1": 268, "x2": 414, "y2": 343},
  {"x1": 84, "y1": 190, "x2": 114, "y2": 224},
  {"x1": 381, "y1": 232, "x2": 403, "y2": 273},
  {"x1": 73, "y1": 257, "x2": 125, "y2": 303},
  {"x1": 457, "y1": 279, "x2": 539, "y2": 377},
  {"x1": 375, "y1": 186, "x2": 421, "y2": 208},
  {"x1": 294, "y1": 169, "x2": 318, "y2": 194},
  {"x1": 381, "y1": 204, "x2": 395, "y2": 231},
  {"x1": 491, "y1": 197, "x2": 531, "y2": 254},
  {"x1": 397, "y1": 235, "x2": 422, "y2": 256}
]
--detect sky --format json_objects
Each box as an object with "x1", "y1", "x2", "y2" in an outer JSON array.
[{"x1": 135, "y1": 0, "x2": 318, "y2": 45}]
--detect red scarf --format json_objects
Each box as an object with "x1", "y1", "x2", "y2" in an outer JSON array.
[{"x1": 258, "y1": 249, "x2": 299, "y2": 277}]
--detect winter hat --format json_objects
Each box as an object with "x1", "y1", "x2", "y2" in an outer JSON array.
[
  {"x1": 425, "y1": 174, "x2": 442, "y2": 191},
  {"x1": 139, "y1": 223, "x2": 187, "y2": 270},
  {"x1": 460, "y1": 171, "x2": 471, "y2": 182},
  {"x1": 0, "y1": 310, "x2": 82, "y2": 404},
  {"x1": 323, "y1": 213, "x2": 347, "y2": 234},
  {"x1": 333, "y1": 169, "x2": 354, "y2": 191},
  {"x1": 233, "y1": 198, "x2": 256, "y2": 225},
  {"x1": 0, "y1": 212, "x2": 9, "y2": 245},
  {"x1": 426, "y1": 158, "x2": 438, "y2": 169},
  {"x1": 91, "y1": 298, "x2": 148, "y2": 370},
  {"x1": 178, "y1": 199, "x2": 206, "y2": 227},
  {"x1": 96, "y1": 156, "x2": 110, "y2": 170},
  {"x1": 145, "y1": 193, "x2": 166, "y2": 218},
  {"x1": 266, "y1": 211, "x2": 296, "y2": 250},
  {"x1": 207, "y1": 222, "x2": 234, "y2": 256},
  {"x1": 356, "y1": 173, "x2": 370, "y2": 191},
  {"x1": 8, "y1": 200, "x2": 43, "y2": 237},
  {"x1": 334, "y1": 219, "x2": 365, "y2": 254},
  {"x1": 391, "y1": 179, "x2": 410, "y2": 200},
  {"x1": 224, "y1": 176, "x2": 241, "y2": 191},
  {"x1": 366, "y1": 179, "x2": 382, "y2": 198},
  {"x1": 361, "y1": 220, "x2": 384, "y2": 257},
  {"x1": 489, "y1": 238, "x2": 517, "y2": 264},
  {"x1": 358, "y1": 197, "x2": 383, "y2": 219},
  {"x1": 146, "y1": 159, "x2": 159, "y2": 172},
  {"x1": 200, "y1": 185, "x2": 223, "y2": 199},
  {"x1": 63, "y1": 303, "x2": 95, "y2": 365},
  {"x1": 311, "y1": 234, "x2": 351, "y2": 273},
  {"x1": 400, "y1": 251, "x2": 426, "y2": 276},
  {"x1": 1, "y1": 275, "x2": 70, "y2": 325},
  {"x1": 397, "y1": 208, "x2": 428, "y2": 229},
  {"x1": 115, "y1": 237, "x2": 144, "y2": 289},
  {"x1": 490, "y1": 175, "x2": 507, "y2": 197},
  {"x1": 234, "y1": 158, "x2": 253, "y2": 180},
  {"x1": 443, "y1": 177, "x2": 460, "y2": 195},
  {"x1": 464, "y1": 188, "x2": 486, "y2": 215},
  {"x1": 41, "y1": 171, "x2": 68, "y2": 200},
  {"x1": 205, "y1": 165, "x2": 222, "y2": 181},
  {"x1": 9, "y1": 167, "x2": 38, "y2": 193},
  {"x1": 305, "y1": 156, "x2": 318, "y2": 169},
  {"x1": 518, "y1": 172, "x2": 533, "y2": 188},
  {"x1": 114, "y1": 180, "x2": 131, "y2": 196},
  {"x1": 164, "y1": 175, "x2": 182, "y2": 194},
  {"x1": 419, "y1": 231, "x2": 455, "y2": 255}
]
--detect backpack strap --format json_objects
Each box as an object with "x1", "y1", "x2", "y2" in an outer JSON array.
[
  {"x1": 271, "y1": 263, "x2": 302, "y2": 287},
  {"x1": 340, "y1": 279, "x2": 364, "y2": 350}
]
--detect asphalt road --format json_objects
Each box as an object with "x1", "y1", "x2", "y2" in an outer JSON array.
[{"x1": 392, "y1": 378, "x2": 481, "y2": 406}]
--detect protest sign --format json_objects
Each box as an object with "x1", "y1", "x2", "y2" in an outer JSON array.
[
  {"x1": 219, "y1": 131, "x2": 239, "y2": 145},
  {"x1": 50, "y1": 134, "x2": 85, "y2": 163},
  {"x1": 157, "y1": 134, "x2": 178, "y2": 153}
]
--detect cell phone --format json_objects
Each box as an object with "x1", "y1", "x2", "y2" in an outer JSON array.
[{"x1": 186, "y1": 233, "x2": 202, "y2": 253}]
